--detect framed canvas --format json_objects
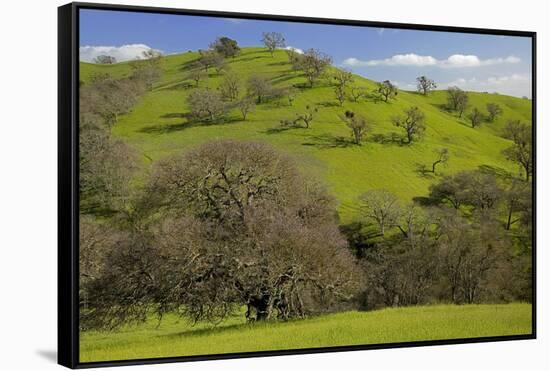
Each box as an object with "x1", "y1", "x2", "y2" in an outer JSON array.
[{"x1": 58, "y1": 2, "x2": 536, "y2": 368}]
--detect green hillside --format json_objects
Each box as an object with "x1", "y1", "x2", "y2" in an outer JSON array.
[
  {"x1": 80, "y1": 303, "x2": 531, "y2": 362},
  {"x1": 80, "y1": 47, "x2": 532, "y2": 222}
]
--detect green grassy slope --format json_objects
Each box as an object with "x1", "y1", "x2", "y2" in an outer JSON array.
[
  {"x1": 80, "y1": 48, "x2": 532, "y2": 222},
  {"x1": 80, "y1": 303, "x2": 532, "y2": 362}
]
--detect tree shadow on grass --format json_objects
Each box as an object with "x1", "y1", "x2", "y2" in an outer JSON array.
[
  {"x1": 414, "y1": 163, "x2": 436, "y2": 179},
  {"x1": 139, "y1": 115, "x2": 243, "y2": 134},
  {"x1": 316, "y1": 101, "x2": 341, "y2": 108},
  {"x1": 160, "y1": 322, "x2": 254, "y2": 339},
  {"x1": 302, "y1": 133, "x2": 355, "y2": 149},
  {"x1": 370, "y1": 133, "x2": 405, "y2": 146},
  {"x1": 477, "y1": 164, "x2": 514, "y2": 180}
]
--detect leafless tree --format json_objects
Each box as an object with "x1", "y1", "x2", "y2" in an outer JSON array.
[
  {"x1": 187, "y1": 88, "x2": 227, "y2": 122},
  {"x1": 261, "y1": 32, "x2": 286, "y2": 56}
]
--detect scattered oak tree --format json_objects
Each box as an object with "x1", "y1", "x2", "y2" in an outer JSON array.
[
  {"x1": 247, "y1": 74, "x2": 274, "y2": 103},
  {"x1": 219, "y1": 71, "x2": 240, "y2": 100},
  {"x1": 237, "y1": 96, "x2": 256, "y2": 121},
  {"x1": 486, "y1": 103, "x2": 503, "y2": 122},
  {"x1": 358, "y1": 189, "x2": 400, "y2": 237},
  {"x1": 431, "y1": 148, "x2": 449, "y2": 174},
  {"x1": 186, "y1": 88, "x2": 227, "y2": 122},
  {"x1": 391, "y1": 106, "x2": 426, "y2": 144},
  {"x1": 280, "y1": 105, "x2": 318, "y2": 129},
  {"x1": 261, "y1": 32, "x2": 286, "y2": 56},
  {"x1": 467, "y1": 107, "x2": 485, "y2": 128},
  {"x1": 502, "y1": 120, "x2": 533, "y2": 181},
  {"x1": 339, "y1": 110, "x2": 369, "y2": 145},
  {"x1": 297, "y1": 49, "x2": 332, "y2": 88},
  {"x1": 187, "y1": 68, "x2": 207, "y2": 87},
  {"x1": 416, "y1": 76, "x2": 437, "y2": 95},
  {"x1": 446, "y1": 86, "x2": 469, "y2": 118},
  {"x1": 374, "y1": 80, "x2": 398, "y2": 102}
]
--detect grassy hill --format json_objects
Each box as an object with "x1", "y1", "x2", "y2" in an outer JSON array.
[
  {"x1": 80, "y1": 303, "x2": 531, "y2": 362},
  {"x1": 80, "y1": 47, "x2": 532, "y2": 223}
]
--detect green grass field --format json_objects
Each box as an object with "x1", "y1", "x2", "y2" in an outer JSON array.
[
  {"x1": 80, "y1": 47, "x2": 532, "y2": 223},
  {"x1": 80, "y1": 303, "x2": 532, "y2": 362}
]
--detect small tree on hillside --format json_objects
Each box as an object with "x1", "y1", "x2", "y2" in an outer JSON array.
[
  {"x1": 261, "y1": 32, "x2": 286, "y2": 56},
  {"x1": 237, "y1": 96, "x2": 256, "y2": 121},
  {"x1": 467, "y1": 108, "x2": 484, "y2": 128},
  {"x1": 447, "y1": 86, "x2": 469, "y2": 117},
  {"x1": 333, "y1": 69, "x2": 354, "y2": 106},
  {"x1": 339, "y1": 110, "x2": 369, "y2": 145},
  {"x1": 416, "y1": 76, "x2": 437, "y2": 95},
  {"x1": 247, "y1": 74, "x2": 273, "y2": 103},
  {"x1": 375, "y1": 80, "x2": 398, "y2": 102},
  {"x1": 392, "y1": 106, "x2": 426, "y2": 143},
  {"x1": 219, "y1": 71, "x2": 240, "y2": 100},
  {"x1": 198, "y1": 49, "x2": 224, "y2": 72},
  {"x1": 297, "y1": 49, "x2": 333, "y2": 88},
  {"x1": 187, "y1": 88, "x2": 227, "y2": 122},
  {"x1": 431, "y1": 148, "x2": 449, "y2": 174},
  {"x1": 187, "y1": 68, "x2": 207, "y2": 87},
  {"x1": 280, "y1": 105, "x2": 318, "y2": 129},
  {"x1": 502, "y1": 120, "x2": 533, "y2": 181},
  {"x1": 350, "y1": 86, "x2": 368, "y2": 102},
  {"x1": 358, "y1": 190, "x2": 401, "y2": 237},
  {"x1": 486, "y1": 103, "x2": 503, "y2": 122}
]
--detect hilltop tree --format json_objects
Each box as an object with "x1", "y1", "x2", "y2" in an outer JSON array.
[
  {"x1": 93, "y1": 55, "x2": 116, "y2": 64},
  {"x1": 286, "y1": 48, "x2": 303, "y2": 73},
  {"x1": 187, "y1": 68, "x2": 207, "y2": 87},
  {"x1": 297, "y1": 49, "x2": 333, "y2": 88},
  {"x1": 280, "y1": 105, "x2": 318, "y2": 129},
  {"x1": 187, "y1": 88, "x2": 227, "y2": 122},
  {"x1": 219, "y1": 71, "x2": 240, "y2": 100},
  {"x1": 350, "y1": 86, "x2": 368, "y2": 102},
  {"x1": 486, "y1": 103, "x2": 503, "y2": 122},
  {"x1": 416, "y1": 76, "x2": 437, "y2": 95},
  {"x1": 261, "y1": 32, "x2": 286, "y2": 56},
  {"x1": 209, "y1": 36, "x2": 240, "y2": 58},
  {"x1": 339, "y1": 110, "x2": 369, "y2": 145},
  {"x1": 375, "y1": 80, "x2": 398, "y2": 102},
  {"x1": 358, "y1": 190, "x2": 401, "y2": 237},
  {"x1": 502, "y1": 120, "x2": 533, "y2": 181},
  {"x1": 247, "y1": 74, "x2": 274, "y2": 103},
  {"x1": 431, "y1": 148, "x2": 449, "y2": 174},
  {"x1": 467, "y1": 107, "x2": 485, "y2": 128},
  {"x1": 237, "y1": 96, "x2": 256, "y2": 120},
  {"x1": 392, "y1": 106, "x2": 426, "y2": 144},
  {"x1": 447, "y1": 86, "x2": 469, "y2": 117}
]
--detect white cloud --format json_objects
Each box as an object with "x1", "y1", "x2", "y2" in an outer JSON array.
[
  {"x1": 282, "y1": 46, "x2": 304, "y2": 54},
  {"x1": 79, "y1": 44, "x2": 162, "y2": 63},
  {"x1": 342, "y1": 53, "x2": 520, "y2": 68},
  {"x1": 440, "y1": 74, "x2": 531, "y2": 98}
]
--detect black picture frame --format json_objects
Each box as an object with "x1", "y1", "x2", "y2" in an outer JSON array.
[{"x1": 58, "y1": 2, "x2": 537, "y2": 368}]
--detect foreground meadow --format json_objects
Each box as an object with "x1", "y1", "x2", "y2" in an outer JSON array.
[{"x1": 80, "y1": 303, "x2": 532, "y2": 362}]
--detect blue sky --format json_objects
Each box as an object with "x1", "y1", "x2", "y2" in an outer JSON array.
[{"x1": 80, "y1": 9, "x2": 532, "y2": 97}]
